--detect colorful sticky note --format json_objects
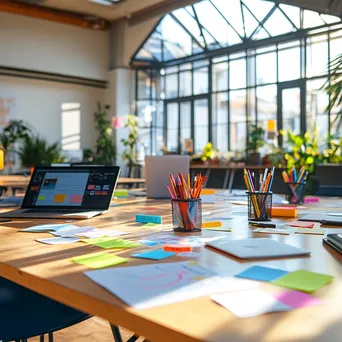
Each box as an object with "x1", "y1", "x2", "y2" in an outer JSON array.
[
  {"x1": 274, "y1": 290, "x2": 322, "y2": 309},
  {"x1": 114, "y1": 190, "x2": 129, "y2": 198},
  {"x1": 273, "y1": 270, "x2": 334, "y2": 293},
  {"x1": 139, "y1": 240, "x2": 159, "y2": 247},
  {"x1": 304, "y1": 197, "x2": 320, "y2": 204},
  {"x1": 82, "y1": 237, "x2": 141, "y2": 249},
  {"x1": 287, "y1": 221, "x2": 316, "y2": 228},
  {"x1": 163, "y1": 245, "x2": 192, "y2": 252},
  {"x1": 236, "y1": 266, "x2": 289, "y2": 282},
  {"x1": 295, "y1": 228, "x2": 326, "y2": 235},
  {"x1": 136, "y1": 214, "x2": 162, "y2": 224},
  {"x1": 73, "y1": 252, "x2": 128, "y2": 269},
  {"x1": 143, "y1": 222, "x2": 160, "y2": 227},
  {"x1": 131, "y1": 249, "x2": 175, "y2": 260},
  {"x1": 202, "y1": 221, "x2": 222, "y2": 228},
  {"x1": 54, "y1": 194, "x2": 66, "y2": 203}
]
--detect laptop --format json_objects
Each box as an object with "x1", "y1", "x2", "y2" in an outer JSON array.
[
  {"x1": 0, "y1": 165, "x2": 120, "y2": 219},
  {"x1": 145, "y1": 155, "x2": 190, "y2": 198},
  {"x1": 205, "y1": 238, "x2": 310, "y2": 259}
]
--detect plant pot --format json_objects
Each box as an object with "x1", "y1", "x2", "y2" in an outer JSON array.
[
  {"x1": 248, "y1": 152, "x2": 262, "y2": 165},
  {"x1": 209, "y1": 158, "x2": 220, "y2": 166}
]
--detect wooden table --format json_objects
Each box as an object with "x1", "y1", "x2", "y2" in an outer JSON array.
[{"x1": 1, "y1": 197, "x2": 342, "y2": 342}]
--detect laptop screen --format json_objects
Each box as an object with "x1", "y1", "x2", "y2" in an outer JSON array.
[{"x1": 22, "y1": 166, "x2": 120, "y2": 210}]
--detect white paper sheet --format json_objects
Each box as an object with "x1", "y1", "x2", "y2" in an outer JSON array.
[
  {"x1": 176, "y1": 252, "x2": 200, "y2": 258},
  {"x1": 253, "y1": 227, "x2": 295, "y2": 235},
  {"x1": 21, "y1": 224, "x2": 75, "y2": 233},
  {"x1": 36, "y1": 237, "x2": 80, "y2": 245},
  {"x1": 50, "y1": 226, "x2": 95, "y2": 237},
  {"x1": 211, "y1": 289, "x2": 292, "y2": 318},
  {"x1": 85, "y1": 261, "x2": 259, "y2": 310},
  {"x1": 75, "y1": 229, "x2": 131, "y2": 238}
]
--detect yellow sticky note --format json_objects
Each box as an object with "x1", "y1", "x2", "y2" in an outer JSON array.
[
  {"x1": 202, "y1": 221, "x2": 222, "y2": 228},
  {"x1": 82, "y1": 237, "x2": 141, "y2": 249},
  {"x1": 72, "y1": 252, "x2": 128, "y2": 269}
]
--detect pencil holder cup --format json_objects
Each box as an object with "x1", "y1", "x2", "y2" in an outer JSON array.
[
  {"x1": 285, "y1": 182, "x2": 306, "y2": 204},
  {"x1": 247, "y1": 192, "x2": 273, "y2": 221},
  {"x1": 171, "y1": 198, "x2": 202, "y2": 232}
]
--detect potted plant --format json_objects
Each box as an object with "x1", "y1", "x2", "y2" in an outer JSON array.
[
  {"x1": 18, "y1": 135, "x2": 65, "y2": 170},
  {"x1": 247, "y1": 124, "x2": 265, "y2": 165},
  {"x1": 0, "y1": 120, "x2": 31, "y2": 170},
  {"x1": 121, "y1": 114, "x2": 139, "y2": 168},
  {"x1": 93, "y1": 102, "x2": 116, "y2": 165}
]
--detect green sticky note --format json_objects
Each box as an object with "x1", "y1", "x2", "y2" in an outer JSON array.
[
  {"x1": 82, "y1": 237, "x2": 141, "y2": 249},
  {"x1": 272, "y1": 270, "x2": 334, "y2": 293},
  {"x1": 72, "y1": 252, "x2": 128, "y2": 269},
  {"x1": 114, "y1": 190, "x2": 129, "y2": 198},
  {"x1": 143, "y1": 222, "x2": 160, "y2": 227}
]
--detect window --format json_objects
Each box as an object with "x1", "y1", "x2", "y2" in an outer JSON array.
[
  {"x1": 133, "y1": 1, "x2": 342, "y2": 154},
  {"x1": 61, "y1": 103, "x2": 81, "y2": 151}
]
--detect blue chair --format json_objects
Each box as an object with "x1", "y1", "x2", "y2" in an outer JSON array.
[{"x1": 0, "y1": 277, "x2": 91, "y2": 342}]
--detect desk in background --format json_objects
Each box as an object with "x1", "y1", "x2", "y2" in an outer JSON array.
[{"x1": 0, "y1": 195, "x2": 342, "y2": 342}]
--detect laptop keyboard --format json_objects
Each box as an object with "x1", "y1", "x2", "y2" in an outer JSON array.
[{"x1": 24, "y1": 209, "x2": 92, "y2": 214}]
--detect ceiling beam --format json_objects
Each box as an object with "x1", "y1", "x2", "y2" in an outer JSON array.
[
  {"x1": 126, "y1": 0, "x2": 202, "y2": 26},
  {"x1": 0, "y1": 0, "x2": 111, "y2": 30}
]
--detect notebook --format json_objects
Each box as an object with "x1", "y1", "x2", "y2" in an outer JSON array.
[
  {"x1": 205, "y1": 238, "x2": 310, "y2": 259},
  {"x1": 0, "y1": 165, "x2": 120, "y2": 219}
]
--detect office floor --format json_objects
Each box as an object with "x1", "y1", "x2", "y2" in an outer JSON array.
[{"x1": 31, "y1": 317, "x2": 143, "y2": 342}]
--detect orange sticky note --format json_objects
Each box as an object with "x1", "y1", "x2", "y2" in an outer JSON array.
[
  {"x1": 201, "y1": 189, "x2": 215, "y2": 195},
  {"x1": 271, "y1": 206, "x2": 297, "y2": 218},
  {"x1": 54, "y1": 194, "x2": 66, "y2": 203},
  {"x1": 163, "y1": 245, "x2": 192, "y2": 253},
  {"x1": 202, "y1": 221, "x2": 222, "y2": 228}
]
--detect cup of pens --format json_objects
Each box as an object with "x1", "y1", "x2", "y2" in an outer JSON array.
[
  {"x1": 171, "y1": 198, "x2": 202, "y2": 232},
  {"x1": 244, "y1": 168, "x2": 275, "y2": 221},
  {"x1": 247, "y1": 191, "x2": 273, "y2": 221},
  {"x1": 282, "y1": 168, "x2": 308, "y2": 204},
  {"x1": 167, "y1": 172, "x2": 205, "y2": 232}
]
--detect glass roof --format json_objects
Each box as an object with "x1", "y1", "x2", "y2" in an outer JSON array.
[{"x1": 132, "y1": 0, "x2": 342, "y2": 64}]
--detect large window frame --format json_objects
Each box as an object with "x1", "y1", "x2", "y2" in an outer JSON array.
[{"x1": 134, "y1": 4, "x2": 342, "y2": 155}]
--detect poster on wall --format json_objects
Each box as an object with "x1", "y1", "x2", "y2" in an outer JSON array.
[{"x1": 0, "y1": 94, "x2": 16, "y2": 129}]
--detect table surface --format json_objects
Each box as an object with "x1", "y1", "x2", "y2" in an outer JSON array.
[
  {"x1": 0, "y1": 176, "x2": 145, "y2": 188},
  {"x1": 1, "y1": 195, "x2": 342, "y2": 342}
]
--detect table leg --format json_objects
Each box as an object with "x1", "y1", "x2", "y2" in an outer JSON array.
[
  {"x1": 223, "y1": 170, "x2": 230, "y2": 189},
  {"x1": 228, "y1": 170, "x2": 235, "y2": 192},
  {"x1": 110, "y1": 325, "x2": 123, "y2": 342}
]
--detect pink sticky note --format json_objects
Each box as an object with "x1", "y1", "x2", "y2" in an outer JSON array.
[
  {"x1": 304, "y1": 197, "x2": 320, "y2": 204},
  {"x1": 287, "y1": 221, "x2": 315, "y2": 228},
  {"x1": 274, "y1": 290, "x2": 322, "y2": 309}
]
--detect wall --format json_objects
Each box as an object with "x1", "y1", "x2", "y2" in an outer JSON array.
[
  {"x1": 0, "y1": 75, "x2": 105, "y2": 150},
  {"x1": 0, "y1": 12, "x2": 109, "y2": 80}
]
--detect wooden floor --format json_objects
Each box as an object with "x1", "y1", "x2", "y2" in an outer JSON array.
[{"x1": 31, "y1": 317, "x2": 144, "y2": 342}]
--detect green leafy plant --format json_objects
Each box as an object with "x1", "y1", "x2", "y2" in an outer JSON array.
[
  {"x1": 18, "y1": 135, "x2": 65, "y2": 167},
  {"x1": 283, "y1": 129, "x2": 322, "y2": 175},
  {"x1": 94, "y1": 102, "x2": 115, "y2": 165},
  {"x1": 323, "y1": 53, "x2": 342, "y2": 138},
  {"x1": 0, "y1": 120, "x2": 31, "y2": 154},
  {"x1": 201, "y1": 142, "x2": 215, "y2": 161},
  {"x1": 121, "y1": 115, "x2": 139, "y2": 167},
  {"x1": 247, "y1": 124, "x2": 265, "y2": 153}
]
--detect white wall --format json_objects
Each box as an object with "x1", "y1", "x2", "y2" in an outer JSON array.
[
  {"x1": 0, "y1": 12, "x2": 109, "y2": 80},
  {"x1": 0, "y1": 75, "x2": 105, "y2": 150}
]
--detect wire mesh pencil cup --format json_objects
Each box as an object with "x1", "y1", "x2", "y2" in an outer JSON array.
[
  {"x1": 171, "y1": 198, "x2": 202, "y2": 232},
  {"x1": 247, "y1": 192, "x2": 273, "y2": 221},
  {"x1": 286, "y1": 182, "x2": 306, "y2": 204}
]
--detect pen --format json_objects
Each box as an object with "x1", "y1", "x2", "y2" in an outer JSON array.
[{"x1": 249, "y1": 221, "x2": 277, "y2": 228}]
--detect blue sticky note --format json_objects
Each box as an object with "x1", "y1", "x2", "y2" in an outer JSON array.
[
  {"x1": 139, "y1": 240, "x2": 159, "y2": 247},
  {"x1": 131, "y1": 249, "x2": 175, "y2": 260},
  {"x1": 136, "y1": 214, "x2": 162, "y2": 224},
  {"x1": 235, "y1": 266, "x2": 289, "y2": 282}
]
